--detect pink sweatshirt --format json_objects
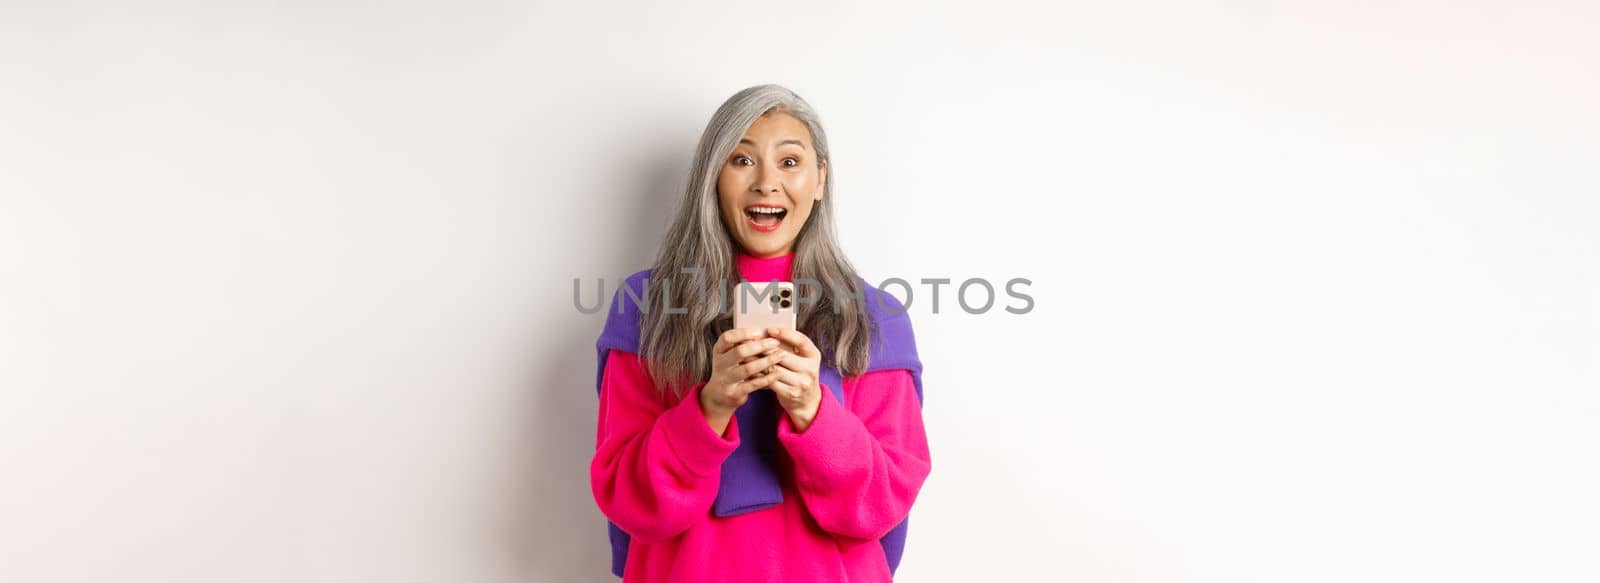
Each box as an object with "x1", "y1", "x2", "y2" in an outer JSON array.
[{"x1": 589, "y1": 253, "x2": 932, "y2": 582}]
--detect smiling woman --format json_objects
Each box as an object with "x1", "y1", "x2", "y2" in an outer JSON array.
[
  {"x1": 717, "y1": 114, "x2": 826, "y2": 254},
  {"x1": 588, "y1": 84, "x2": 932, "y2": 582}
]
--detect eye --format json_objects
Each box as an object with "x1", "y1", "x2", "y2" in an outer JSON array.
[
  {"x1": 782, "y1": 157, "x2": 798, "y2": 167},
  {"x1": 732, "y1": 155, "x2": 753, "y2": 166}
]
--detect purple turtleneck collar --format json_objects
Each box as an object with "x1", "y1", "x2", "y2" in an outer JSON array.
[{"x1": 735, "y1": 251, "x2": 794, "y2": 283}]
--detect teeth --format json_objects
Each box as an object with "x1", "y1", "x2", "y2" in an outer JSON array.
[{"x1": 749, "y1": 207, "x2": 784, "y2": 215}]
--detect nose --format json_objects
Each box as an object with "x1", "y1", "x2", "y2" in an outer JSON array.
[{"x1": 753, "y1": 162, "x2": 782, "y2": 194}]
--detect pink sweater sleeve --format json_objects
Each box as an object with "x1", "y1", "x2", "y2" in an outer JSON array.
[
  {"x1": 589, "y1": 349, "x2": 739, "y2": 544},
  {"x1": 776, "y1": 368, "x2": 932, "y2": 540}
]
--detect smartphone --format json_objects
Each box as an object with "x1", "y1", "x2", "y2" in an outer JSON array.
[{"x1": 733, "y1": 281, "x2": 796, "y2": 349}]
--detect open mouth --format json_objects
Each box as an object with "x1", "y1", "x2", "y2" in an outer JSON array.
[{"x1": 744, "y1": 205, "x2": 788, "y2": 233}]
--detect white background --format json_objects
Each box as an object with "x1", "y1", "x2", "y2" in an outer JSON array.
[{"x1": 2, "y1": 1, "x2": 1596, "y2": 582}]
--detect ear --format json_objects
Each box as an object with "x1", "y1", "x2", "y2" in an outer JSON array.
[{"x1": 816, "y1": 160, "x2": 827, "y2": 201}]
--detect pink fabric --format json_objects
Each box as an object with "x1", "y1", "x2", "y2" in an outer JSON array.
[
  {"x1": 588, "y1": 252, "x2": 932, "y2": 582},
  {"x1": 736, "y1": 252, "x2": 793, "y2": 283},
  {"x1": 590, "y1": 351, "x2": 930, "y2": 582}
]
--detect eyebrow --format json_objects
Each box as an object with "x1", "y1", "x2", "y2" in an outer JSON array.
[{"x1": 739, "y1": 138, "x2": 807, "y2": 149}]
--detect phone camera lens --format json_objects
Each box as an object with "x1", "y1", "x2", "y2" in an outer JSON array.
[
  {"x1": 780, "y1": 299, "x2": 792, "y2": 308},
  {"x1": 780, "y1": 289, "x2": 792, "y2": 298}
]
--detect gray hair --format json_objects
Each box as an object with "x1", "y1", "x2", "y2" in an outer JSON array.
[{"x1": 641, "y1": 84, "x2": 873, "y2": 396}]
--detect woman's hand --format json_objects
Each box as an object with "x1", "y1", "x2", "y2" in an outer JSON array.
[
  {"x1": 699, "y1": 328, "x2": 784, "y2": 434},
  {"x1": 765, "y1": 327, "x2": 825, "y2": 432}
]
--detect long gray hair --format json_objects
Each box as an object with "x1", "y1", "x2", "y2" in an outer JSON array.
[{"x1": 640, "y1": 84, "x2": 873, "y2": 397}]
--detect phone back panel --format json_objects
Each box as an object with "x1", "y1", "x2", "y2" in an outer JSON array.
[{"x1": 733, "y1": 281, "x2": 797, "y2": 332}]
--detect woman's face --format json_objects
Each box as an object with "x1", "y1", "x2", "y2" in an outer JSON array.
[{"x1": 717, "y1": 111, "x2": 826, "y2": 259}]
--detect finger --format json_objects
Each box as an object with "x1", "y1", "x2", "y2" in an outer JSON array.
[
  {"x1": 771, "y1": 366, "x2": 809, "y2": 391},
  {"x1": 768, "y1": 351, "x2": 799, "y2": 372},
  {"x1": 732, "y1": 372, "x2": 771, "y2": 395},
  {"x1": 769, "y1": 352, "x2": 819, "y2": 378},
  {"x1": 714, "y1": 336, "x2": 768, "y2": 370},
  {"x1": 766, "y1": 327, "x2": 819, "y2": 358},
  {"x1": 721, "y1": 362, "x2": 749, "y2": 383},
  {"x1": 746, "y1": 369, "x2": 782, "y2": 392},
  {"x1": 731, "y1": 337, "x2": 781, "y2": 360},
  {"x1": 739, "y1": 353, "x2": 784, "y2": 378},
  {"x1": 737, "y1": 344, "x2": 783, "y2": 366},
  {"x1": 718, "y1": 328, "x2": 767, "y2": 353},
  {"x1": 768, "y1": 377, "x2": 799, "y2": 402}
]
